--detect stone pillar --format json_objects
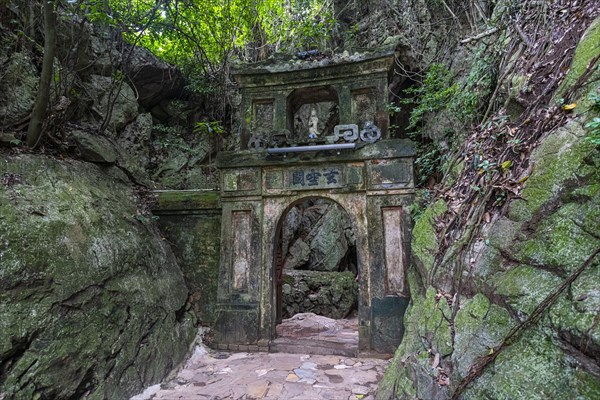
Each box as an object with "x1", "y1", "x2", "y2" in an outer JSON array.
[
  {"x1": 214, "y1": 166, "x2": 264, "y2": 345},
  {"x1": 338, "y1": 85, "x2": 352, "y2": 125},
  {"x1": 274, "y1": 94, "x2": 287, "y2": 131},
  {"x1": 366, "y1": 196, "x2": 412, "y2": 354}
]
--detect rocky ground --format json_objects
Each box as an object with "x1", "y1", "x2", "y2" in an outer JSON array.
[
  {"x1": 131, "y1": 314, "x2": 385, "y2": 400},
  {"x1": 130, "y1": 348, "x2": 389, "y2": 400}
]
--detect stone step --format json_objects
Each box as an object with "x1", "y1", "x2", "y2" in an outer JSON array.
[{"x1": 270, "y1": 338, "x2": 358, "y2": 357}]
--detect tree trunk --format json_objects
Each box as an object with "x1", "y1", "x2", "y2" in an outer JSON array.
[{"x1": 27, "y1": 0, "x2": 56, "y2": 148}]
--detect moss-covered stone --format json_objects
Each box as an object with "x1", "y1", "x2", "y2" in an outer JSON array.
[
  {"x1": 462, "y1": 329, "x2": 593, "y2": 400},
  {"x1": 555, "y1": 16, "x2": 600, "y2": 107},
  {"x1": 379, "y1": 13, "x2": 600, "y2": 399},
  {"x1": 411, "y1": 200, "x2": 447, "y2": 279},
  {"x1": 508, "y1": 120, "x2": 594, "y2": 222},
  {"x1": 154, "y1": 189, "x2": 220, "y2": 211},
  {"x1": 0, "y1": 155, "x2": 196, "y2": 399},
  {"x1": 452, "y1": 294, "x2": 513, "y2": 379}
]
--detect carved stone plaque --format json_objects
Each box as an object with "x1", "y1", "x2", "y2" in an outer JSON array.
[
  {"x1": 382, "y1": 207, "x2": 406, "y2": 295},
  {"x1": 231, "y1": 210, "x2": 251, "y2": 292},
  {"x1": 285, "y1": 166, "x2": 344, "y2": 190}
]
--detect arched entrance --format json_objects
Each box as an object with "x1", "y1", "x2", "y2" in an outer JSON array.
[
  {"x1": 213, "y1": 139, "x2": 415, "y2": 354},
  {"x1": 271, "y1": 197, "x2": 360, "y2": 354}
]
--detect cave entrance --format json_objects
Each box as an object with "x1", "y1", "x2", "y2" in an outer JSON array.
[{"x1": 272, "y1": 197, "x2": 359, "y2": 355}]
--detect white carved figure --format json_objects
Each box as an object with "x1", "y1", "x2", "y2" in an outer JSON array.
[{"x1": 308, "y1": 108, "x2": 320, "y2": 138}]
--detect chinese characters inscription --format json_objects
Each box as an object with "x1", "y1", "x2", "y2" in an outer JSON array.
[{"x1": 287, "y1": 167, "x2": 343, "y2": 189}]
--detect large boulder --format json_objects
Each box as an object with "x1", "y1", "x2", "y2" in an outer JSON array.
[
  {"x1": 80, "y1": 74, "x2": 139, "y2": 135},
  {"x1": 282, "y1": 200, "x2": 355, "y2": 272},
  {"x1": 0, "y1": 154, "x2": 196, "y2": 399},
  {"x1": 0, "y1": 52, "x2": 38, "y2": 126},
  {"x1": 124, "y1": 45, "x2": 185, "y2": 109},
  {"x1": 69, "y1": 128, "x2": 117, "y2": 163}
]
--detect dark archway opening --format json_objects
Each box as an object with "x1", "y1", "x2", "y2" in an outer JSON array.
[{"x1": 273, "y1": 197, "x2": 359, "y2": 354}]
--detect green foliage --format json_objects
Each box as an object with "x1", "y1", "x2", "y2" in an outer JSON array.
[
  {"x1": 414, "y1": 143, "x2": 443, "y2": 186},
  {"x1": 75, "y1": 0, "x2": 337, "y2": 77},
  {"x1": 585, "y1": 89, "x2": 600, "y2": 145},
  {"x1": 453, "y1": 47, "x2": 497, "y2": 123},
  {"x1": 398, "y1": 46, "x2": 498, "y2": 186},
  {"x1": 401, "y1": 49, "x2": 497, "y2": 135},
  {"x1": 194, "y1": 121, "x2": 224, "y2": 137},
  {"x1": 400, "y1": 63, "x2": 458, "y2": 132}
]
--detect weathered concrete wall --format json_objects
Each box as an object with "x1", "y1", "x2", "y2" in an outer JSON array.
[{"x1": 153, "y1": 191, "x2": 221, "y2": 326}]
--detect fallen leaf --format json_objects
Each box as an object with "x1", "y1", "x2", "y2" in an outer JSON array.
[{"x1": 484, "y1": 212, "x2": 491, "y2": 223}]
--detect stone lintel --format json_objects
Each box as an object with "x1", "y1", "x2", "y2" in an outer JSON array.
[
  {"x1": 153, "y1": 190, "x2": 220, "y2": 213},
  {"x1": 215, "y1": 139, "x2": 416, "y2": 169}
]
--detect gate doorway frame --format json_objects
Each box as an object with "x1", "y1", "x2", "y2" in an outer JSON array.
[
  {"x1": 213, "y1": 139, "x2": 415, "y2": 354},
  {"x1": 269, "y1": 195, "x2": 366, "y2": 349}
]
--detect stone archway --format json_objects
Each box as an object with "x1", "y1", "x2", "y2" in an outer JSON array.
[
  {"x1": 270, "y1": 197, "x2": 360, "y2": 355},
  {"x1": 263, "y1": 192, "x2": 369, "y2": 351},
  {"x1": 273, "y1": 197, "x2": 358, "y2": 322},
  {"x1": 213, "y1": 139, "x2": 415, "y2": 355}
]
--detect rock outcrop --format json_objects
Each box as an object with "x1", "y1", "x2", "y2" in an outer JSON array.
[
  {"x1": 281, "y1": 199, "x2": 356, "y2": 273},
  {"x1": 377, "y1": 10, "x2": 600, "y2": 400},
  {"x1": 281, "y1": 270, "x2": 358, "y2": 319},
  {"x1": 123, "y1": 45, "x2": 186, "y2": 109},
  {"x1": 0, "y1": 155, "x2": 196, "y2": 398}
]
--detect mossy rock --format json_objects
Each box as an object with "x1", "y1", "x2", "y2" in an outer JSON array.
[
  {"x1": 411, "y1": 199, "x2": 447, "y2": 280},
  {"x1": 0, "y1": 155, "x2": 196, "y2": 399},
  {"x1": 452, "y1": 294, "x2": 513, "y2": 379},
  {"x1": 462, "y1": 328, "x2": 599, "y2": 400},
  {"x1": 508, "y1": 120, "x2": 595, "y2": 222},
  {"x1": 555, "y1": 16, "x2": 600, "y2": 107}
]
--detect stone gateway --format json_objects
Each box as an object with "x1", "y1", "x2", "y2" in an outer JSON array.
[{"x1": 213, "y1": 139, "x2": 414, "y2": 354}]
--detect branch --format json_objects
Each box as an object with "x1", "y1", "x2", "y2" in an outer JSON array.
[
  {"x1": 27, "y1": 0, "x2": 56, "y2": 148},
  {"x1": 460, "y1": 27, "x2": 499, "y2": 44}
]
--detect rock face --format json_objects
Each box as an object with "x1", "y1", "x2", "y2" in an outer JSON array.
[
  {"x1": 81, "y1": 74, "x2": 139, "y2": 135},
  {"x1": 378, "y1": 119, "x2": 600, "y2": 400},
  {"x1": 124, "y1": 45, "x2": 186, "y2": 109},
  {"x1": 0, "y1": 155, "x2": 196, "y2": 399},
  {"x1": 377, "y1": 14, "x2": 600, "y2": 400},
  {"x1": 0, "y1": 52, "x2": 38, "y2": 126},
  {"x1": 279, "y1": 199, "x2": 358, "y2": 319},
  {"x1": 281, "y1": 270, "x2": 358, "y2": 319},
  {"x1": 281, "y1": 199, "x2": 356, "y2": 273}
]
